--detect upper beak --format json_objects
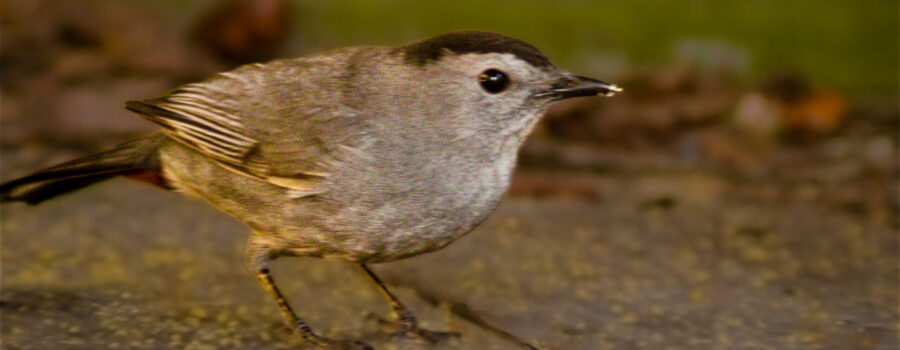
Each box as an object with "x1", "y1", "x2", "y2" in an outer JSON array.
[{"x1": 536, "y1": 75, "x2": 622, "y2": 100}]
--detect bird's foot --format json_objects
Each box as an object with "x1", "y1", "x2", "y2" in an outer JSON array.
[
  {"x1": 368, "y1": 313, "x2": 459, "y2": 344},
  {"x1": 391, "y1": 323, "x2": 460, "y2": 344},
  {"x1": 303, "y1": 337, "x2": 372, "y2": 350},
  {"x1": 294, "y1": 322, "x2": 373, "y2": 350}
]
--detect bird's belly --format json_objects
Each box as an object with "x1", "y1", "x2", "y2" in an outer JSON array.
[
  {"x1": 380, "y1": 183, "x2": 507, "y2": 260},
  {"x1": 316, "y1": 157, "x2": 515, "y2": 263}
]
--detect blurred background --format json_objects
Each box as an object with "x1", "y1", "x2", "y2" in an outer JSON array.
[{"x1": 1, "y1": 1, "x2": 897, "y2": 349}]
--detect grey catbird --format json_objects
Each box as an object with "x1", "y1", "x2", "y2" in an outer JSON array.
[{"x1": 1, "y1": 31, "x2": 620, "y2": 348}]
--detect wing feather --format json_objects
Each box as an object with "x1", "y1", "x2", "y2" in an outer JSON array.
[
  {"x1": 125, "y1": 96, "x2": 256, "y2": 169},
  {"x1": 124, "y1": 55, "x2": 365, "y2": 194}
]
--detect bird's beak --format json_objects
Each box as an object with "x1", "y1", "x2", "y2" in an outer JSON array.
[{"x1": 536, "y1": 75, "x2": 622, "y2": 100}]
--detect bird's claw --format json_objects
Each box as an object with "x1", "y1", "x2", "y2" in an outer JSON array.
[
  {"x1": 304, "y1": 337, "x2": 373, "y2": 350},
  {"x1": 367, "y1": 312, "x2": 459, "y2": 344},
  {"x1": 294, "y1": 322, "x2": 373, "y2": 350},
  {"x1": 392, "y1": 325, "x2": 460, "y2": 344}
]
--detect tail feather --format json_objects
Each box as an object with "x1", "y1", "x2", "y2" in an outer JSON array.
[
  {"x1": 4, "y1": 175, "x2": 115, "y2": 205},
  {"x1": 1, "y1": 135, "x2": 167, "y2": 205}
]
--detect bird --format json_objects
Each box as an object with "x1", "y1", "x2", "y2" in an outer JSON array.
[{"x1": 1, "y1": 31, "x2": 620, "y2": 348}]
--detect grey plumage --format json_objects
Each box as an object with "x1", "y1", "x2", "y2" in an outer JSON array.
[
  {"x1": 129, "y1": 40, "x2": 561, "y2": 262},
  {"x1": 1, "y1": 31, "x2": 620, "y2": 348}
]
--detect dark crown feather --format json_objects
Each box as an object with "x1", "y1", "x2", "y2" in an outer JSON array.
[{"x1": 402, "y1": 31, "x2": 552, "y2": 68}]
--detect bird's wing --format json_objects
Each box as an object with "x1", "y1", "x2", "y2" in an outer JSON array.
[
  {"x1": 125, "y1": 92, "x2": 265, "y2": 175},
  {"x1": 125, "y1": 60, "x2": 363, "y2": 193}
]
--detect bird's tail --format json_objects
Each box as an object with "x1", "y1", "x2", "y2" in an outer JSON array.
[{"x1": 0, "y1": 135, "x2": 169, "y2": 205}]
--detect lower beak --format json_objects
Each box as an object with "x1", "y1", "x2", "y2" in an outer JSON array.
[{"x1": 537, "y1": 75, "x2": 622, "y2": 100}]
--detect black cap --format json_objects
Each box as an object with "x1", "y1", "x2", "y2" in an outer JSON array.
[{"x1": 402, "y1": 31, "x2": 553, "y2": 68}]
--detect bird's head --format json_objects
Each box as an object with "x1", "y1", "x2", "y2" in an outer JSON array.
[{"x1": 396, "y1": 31, "x2": 620, "y2": 136}]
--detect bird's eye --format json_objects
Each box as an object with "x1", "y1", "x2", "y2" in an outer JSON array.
[{"x1": 478, "y1": 69, "x2": 510, "y2": 94}]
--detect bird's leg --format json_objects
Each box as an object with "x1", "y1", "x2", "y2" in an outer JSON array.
[
  {"x1": 246, "y1": 240, "x2": 371, "y2": 349},
  {"x1": 359, "y1": 264, "x2": 459, "y2": 343},
  {"x1": 253, "y1": 269, "x2": 319, "y2": 339}
]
